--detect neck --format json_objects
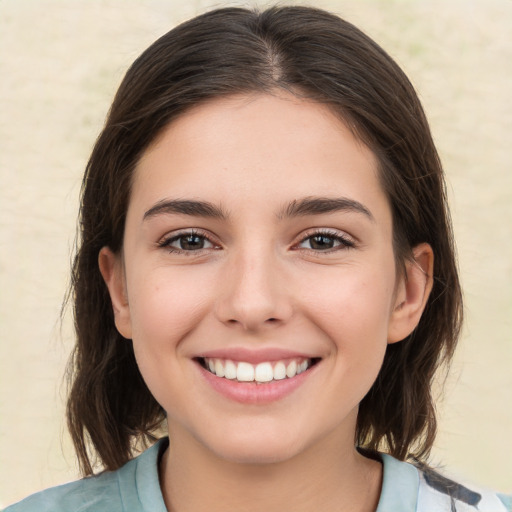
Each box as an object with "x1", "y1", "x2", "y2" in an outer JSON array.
[{"x1": 159, "y1": 424, "x2": 382, "y2": 512}]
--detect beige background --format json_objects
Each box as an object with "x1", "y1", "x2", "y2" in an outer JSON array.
[{"x1": 1, "y1": 0, "x2": 511, "y2": 506}]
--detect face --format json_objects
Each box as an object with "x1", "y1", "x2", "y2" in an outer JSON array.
[{"x1": 100, "y1": 92, "x2": 431, "y2": 465}]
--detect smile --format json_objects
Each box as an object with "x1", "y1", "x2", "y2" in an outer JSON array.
[{"x1": 201, "y1": 357, "x2": 316, "y2": 383}]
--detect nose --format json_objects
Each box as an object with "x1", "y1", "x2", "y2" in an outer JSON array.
[{"x1": 214, "y1": 247, "x2": 293, "y2": 332}]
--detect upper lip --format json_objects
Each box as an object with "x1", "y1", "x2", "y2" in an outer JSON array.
[{"x1": 196, "y1": 347, "x2": 320, "y2": 364}]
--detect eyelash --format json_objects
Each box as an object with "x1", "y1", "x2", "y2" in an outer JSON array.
[
  {"x1": 157, "y1": 229, "x2": 218, "y2": 255},
  {"x1": 157, "y1": 228, "x2": 355, "y2": 255},
  {"x1": 295, "y1": 229, "x2": 355, "y2": 253}
]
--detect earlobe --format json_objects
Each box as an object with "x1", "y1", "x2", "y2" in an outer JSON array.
[
  {"x1": 98, "y1": 247, "x2": 132, "y2": 339},
  {"x1": 387, "y1": 243, "x2": 434, "y2": 344}
]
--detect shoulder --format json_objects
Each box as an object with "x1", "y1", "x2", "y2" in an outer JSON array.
[
  {"x1": 3, "y1": 439, "x2": 168, "y2": 512},
  {"x1": 416, "y1": 465, "x2": 512, "y2": 512},
  {"x1": 2, "y1": 471, "x2": 121, "y2": 512},
  {"x1": 379, "y1": 452, "x2": 511, "y2": 512}
]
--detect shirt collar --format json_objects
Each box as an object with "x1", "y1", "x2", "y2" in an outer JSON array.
[
  {"x1": 376, "y1": 453, "x2": 419, "y2": 512},
  {"x1": 124, "y1": 439, "x2": 420, "y2": 512}
]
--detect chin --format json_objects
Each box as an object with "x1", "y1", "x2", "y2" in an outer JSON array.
[
  {"x1": 201, "y1": 424, "x2": 306, "y2": 465},
  {"x1": 216, "y1": 439, "x2": 301, "y2": 465}
]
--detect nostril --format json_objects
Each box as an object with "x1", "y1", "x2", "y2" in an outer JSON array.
[{"x1": 223, "y1": 316, "x2": 284, "y2": 330}]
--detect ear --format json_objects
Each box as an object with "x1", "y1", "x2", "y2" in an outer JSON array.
[
  {"x1": 387, "y1": 243, "x2": 434, "y2": 344},
  {"x1": 98, "y1": 247, "x2": 132, "y2": 339}
]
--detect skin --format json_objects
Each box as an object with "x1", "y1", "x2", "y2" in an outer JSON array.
[{"x1": 100, "y1": 92, "x2": 433, "y2": 512}]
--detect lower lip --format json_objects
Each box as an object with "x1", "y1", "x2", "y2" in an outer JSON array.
[{"x1": 197, "y1": 362, "x2": 318, "y2": 404}]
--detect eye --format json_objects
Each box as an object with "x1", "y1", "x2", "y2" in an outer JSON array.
[
  {"x1": 158, "y1": 229, "x2": 218, "y2": 253},
  {"x1": 296, "y1": 230, "x2": 355, "y2": 252}
]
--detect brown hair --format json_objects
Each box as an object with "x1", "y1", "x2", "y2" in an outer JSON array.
[{"x1": 67, "y1": 5, "x2": 462, "y2": 475}]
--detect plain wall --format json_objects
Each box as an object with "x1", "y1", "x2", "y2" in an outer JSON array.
[{"x1": 1, "y1": 0, "x2": 511, "y2": 506}]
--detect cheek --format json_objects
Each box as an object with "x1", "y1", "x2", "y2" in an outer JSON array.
[
  {"x1": 126, "y1": 266, "x2": 217, "y2": 411},
  {"x1": 301, "y1": 265, "x2": 395, "y2": 338},
  {"x1": 298, "y1": 263, "x2": 395, "y2": 387},
  {"x1": 128, "y1": 266, "x2": 214, "y2": 352}
]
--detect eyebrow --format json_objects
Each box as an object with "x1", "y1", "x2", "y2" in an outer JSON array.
[
  {"x1": 143, "y1": 196, "x2": 374, "y2": 222},
  {"x1": 277, "y1": 196, "x2": 374, "y2": 221},
  {"x1": 143, "y1": 199, "x2": 229, "y2": 221}
]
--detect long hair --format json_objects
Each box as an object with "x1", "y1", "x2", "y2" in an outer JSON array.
[{"x1": 67, "y1": 5, "x2": 462, "y2": 475}]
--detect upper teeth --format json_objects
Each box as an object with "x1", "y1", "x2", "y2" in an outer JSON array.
[{"x1": 205, "y1": 358, "x2": 311, "y2": 383}]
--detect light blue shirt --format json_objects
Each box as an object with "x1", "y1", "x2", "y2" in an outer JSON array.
[{"x1": 4, "y1": 439, "x2": 511, "y2": 511}]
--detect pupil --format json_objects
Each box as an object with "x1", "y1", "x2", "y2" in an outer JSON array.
[
  {"x1": 311, "y1": 235, "x2": 334, "y2": 250},
  {"x1": 181, "y1": 235, "x2": 203, "y2": 250}
]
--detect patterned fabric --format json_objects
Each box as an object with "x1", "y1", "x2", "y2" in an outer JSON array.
[
  {"x1": 4, "y1": 439, "x2": 510, "y2": 512},
  {"x1": 417, "y1": 467, "x2": 511, "y2": 511}
]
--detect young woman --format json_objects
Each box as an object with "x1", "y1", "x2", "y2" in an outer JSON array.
[{"x1": 5, "y1": 5, "x2": 511, "y2": 512}]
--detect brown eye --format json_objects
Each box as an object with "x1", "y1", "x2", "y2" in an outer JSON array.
[
  {"x1": 297, "y1": 230, "x2": 355, "y2": 251},
  {"x1": 178, "y1": 234, "x2": 207, "y2": 250},
  {"x1": 308, "y1": 235, "x2": 336, "y2": 250},
  {"x1": 159, "y1": 230, "x2": 216, "y2": 253}
]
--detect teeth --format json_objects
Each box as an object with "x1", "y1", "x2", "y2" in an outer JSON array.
[
  {"x1": 203, "y1": 357, "x2": 314, "y2": 383},
  {"x1": 297, "y1": 360, "x2": 308, "y2": 374},
  {"x1": 273, "y1": 362, "x2": 287, "y2": 380},
  {"x1": 224, "y1": 360, "x2": 237, "y2": 380},
  {"x1": 286, "y1": 360, "x2": 297, "y2": 378},
  {"x1": 214, "y1": 359, "x2": 225, "y2": 378},
  {"x1": 254, "y1": 362, "x2": 273, "y2": 382},
  {"x1": 237, "y1": 362, "x2": 254, "y2": 382}
]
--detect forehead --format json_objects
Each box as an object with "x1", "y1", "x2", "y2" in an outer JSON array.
[{"x1": 131, "y1": 92, "x2": 388, "y2": 223}]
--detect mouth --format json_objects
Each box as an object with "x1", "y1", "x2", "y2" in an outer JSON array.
[{"x1": 196, "y1": 356, "x2": 321, "y2": 384}]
